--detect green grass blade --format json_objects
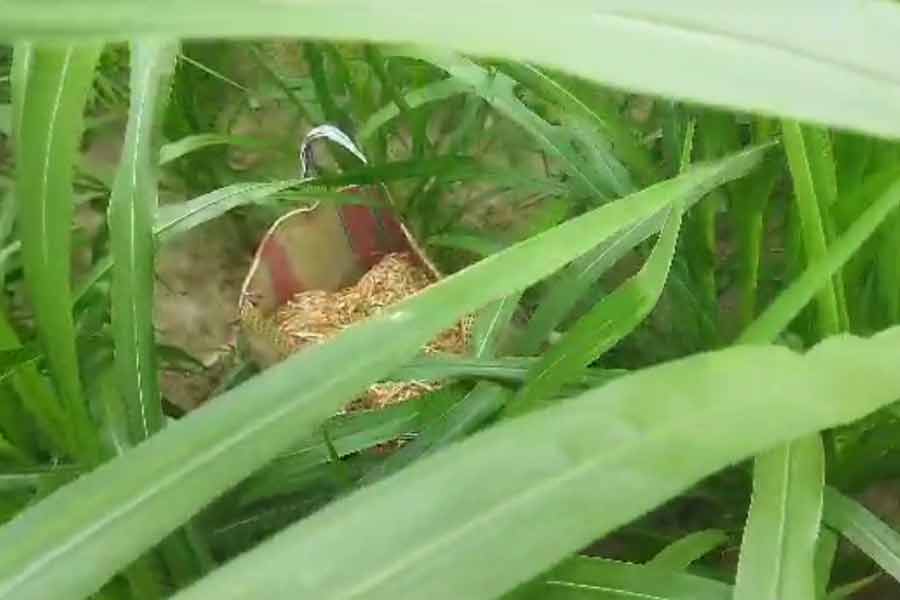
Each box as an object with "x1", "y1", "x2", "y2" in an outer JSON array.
[
  {"x1": 0, "y1": 148, "x2": 765, "y2": 600},
  {"x1": 518, "y1": 143, "x2": 769, "y2": 355},
  {"x1": 158, "y1": 133, "x2": 270, "y2": 166},
  {"x1": 510, "y1": 205, "x2": 682, "y2": 415},
  {"x1": 108, "y1": 39, "x2": 177, "y2": 442},
  {"x1": 814, "y1": 529, "x2": 838, "y2": 599},
  {"x1": 534, "y1": 556, "x2": 731, "y2": 600},
  {"x1": 356, "y1": 384, "x2": 505, "y2": 486},
  {"x1": 154, "y1": 180, "x2": 305, "y2": 243},
  {"x1": 0, "y1": 105, "x2": 9, "y2": 137},
  {"x1": 14, "y1": 43, "x2": 101, "y2": 462},
  {"x1": 823, "y1": 486, "x2": 900, "y2": 582},
  {"x1": 4, "y1": 2, "x2": 900, "y2": 138},
  {"x1": 0, "y1": 311, "x2": 70, "y2": 457},
  {"x1": 173, "y1": 326, "x2": 900, "y2": 600},
  {"x1": 0, "y1": 466, "x2": 80, "y2": 495},
  {"x1": 781, "y1": 120, "x2": 842, "y2": 336},
  {"x1": 359, "y1": 78, "x2": 471, "y2": 141},
  {"x1": 647, "y1": 529, "x2": 728, "y2": 571},
  {"x1": 735, "y1": 124, "x2": 843, "y2": 600},
  {"x1": 237, "y1": 398, "x2": 431, "y2": 506},
  {"x1": 518, "y1": 208, "x2": 666, "y2": 354},
  {"x1": 9, "y1": 43, "x2": 30, "y2": 142},
  {"x1": 826, "y1": 575, "x2": 881, "y2": 600},
  {"x1": 733, "y1": 119, "x2": 779, "y2": 330},
  {"x1": 399, "y1": 47, "x2": 619, "y2": 199},
  {"x1": 472, "y1": 294, "x2": 520, "y2": 359},
  {"x1": 391, "y1": 355, "x2": 624, "y2": 388},
  {"x1": 734, "y1": 435, "x2": 825, "y2": 600},
  {"x1": 499, "y1": 62, "x2": 655, "y2": 185},
  {"x1": 740, "y1": 171, "x2": 900, "y2": 344}
]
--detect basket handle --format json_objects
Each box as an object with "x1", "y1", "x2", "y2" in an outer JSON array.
[{"x1": 300, "y1": 124, "x2": 368, "y2": 177}]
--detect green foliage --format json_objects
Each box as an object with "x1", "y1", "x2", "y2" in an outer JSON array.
[{"x1": 2, "y1": 5, "x2": 900, "y2": 600}]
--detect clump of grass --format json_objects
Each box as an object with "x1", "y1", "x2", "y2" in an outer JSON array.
[{"x1": 2, "y1": 5, "x2": 900, "y2": 600}]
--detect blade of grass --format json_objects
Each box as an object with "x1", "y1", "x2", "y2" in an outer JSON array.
[
  {"x1": 647, "y1": 529, "x2": 728, "y2": 571},
  {"x1": 509, "y1": 204, "x2": 682, "y2": 415},
  {"x1": 733, "y1": 434, "x2": 825, "y2": 600},
  {"x1": 4, "y1": 2, "x2": 900, "y2": 138},
  {"x1": 158, "y1": 133, "x2": 271, "y2": 166},
  {"x1": 826, "y1": 575, "x2": 881, "y2": 600},
  {"x1": 814, "y1": 529, "x2": 838, "y2": 599},
  {"x1": 360, "y1": 290, "x2": 522, "y2": 485},
  {"x1": 518, "y1": 207, "x2": 667, "y2": 354},
  {"x1": 472, "y1": 294, "x2": 520, "y2": 360},
  {"x1": 732, "y1": 142, "x2": 834, "y2": 600},
  {"x1": 108, "y1": 39, "x2": 177, "y2": 442},
  {"x1": 360, "y1": 61, "x2": 469, "y2": 142},
  {"x1": 741, "y1": 170, "x2": 900, "y2": 345},
  {"x1": 822, "y1": 486, "x2": 900, "y2": 582},
  {"x1": 397, "y1": 47, "x2": 619, "y2": 200},
  {"x1": 108, "y1": 39, "x2": 208, "y2": 593},
  {"x1": 733, "y1": 118, "x2": 779, "y2": 330},
  {"x1": 173, "y1": 325, "x2": 900, "y2": 600},
  {"x1": 733, "y1": 123, "x2": 848, "y2": 600},
  {"x1": 535, "y1": 556, "x2": 731, "y2": 600},
  {"x1": 496, "y1": 62, "x2": 635, "y2": 197},
  {"x1": 0, "y1": 311, "x2": 70, "y2": 457},
  {"x1": 236, "y1": 397, "x2": 432, "y2": 506},
  {"x1": 14, "y1": 43, "x2": 101, "y2": 462},
  {"x1": 498, "y1": 62, "x2": 655, "y2": 185},
  {"x1": 781, "y1": 120, "x2": 843, "y2": 335},
  {"x1": 391, "y1": 355, "x2": 624, "y2": 388},
  {"x1": 518, "y1": 140, "x2": 764, "y2": 355},
  {"x1": 0, "y1": 147, "x2": 766, "y2": 600}
]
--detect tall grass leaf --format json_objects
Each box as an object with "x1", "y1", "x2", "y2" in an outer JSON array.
[
  {"x1": 735, "y1": 124, "x2": 840, "y2": 600},
  {"x1": 237, "y1": 398, "x2": 430, "y2": 506},
  {"x1": 0, "y1": 311, "x2": 71, "y2": 457},
  {"x1": 510, "y1": 205, "x2": 682, "y2": 414},
  {"x1": 0, "y1": 433, "x2": 28, "y2": 466},
  {"x1": 496, "y1": 62, "x2": 635, "y2": 196},
  {"x1": 740, "y1": 171, "x2": 900, "y2": 344},
  {"x1": 398, "y1": 47, "x2": 618, "y2": 199},
  {"x1": 9, "y1": 42, "x2": 31, "y2": 143},
  {"x1": 361, "y1": 291, "x2": 519, "y2": 485},
  {"x1": 781, "y1": 120, "x2": 842, "y2": 335},
  {"x1": 108, "y1": 39, "x2": 178, "y2": 442},
  {"x1": 518, "y1": 141, "x2": 769, "y2": 355},
  {"x1": 647, "y1": 529, "x2": 728, "y2": 571},
  {"x1": 0, "y1": 148, "x2": 764, "y2": 600},
  {"x1": 734, "y1": 435, "x2": 825, "y2": 600},
  {"x1": 356, "y1": 384, "x2": 503, "y2": 486},
  {"x1": 392, "y1": 356, "x2": 624, "y2": 389},
  {"x1": 498, "y1": 62, "x2": 654, "y2": 184},
  {"x1": 0, "y1": 466, "x2": 80, "y2": 495},
  {"x1": 427, "y1": 231, "x2": 508, "y2": 258},
  {"x1": 5, "y1": 2, "x2": 900, "y2": 138},
  {"x1": 529, "y1": 556, "x2": 731, "y2": 600},
  {"x1": 0, "y1": 385, "x2": 38, "y2": 459},
  {"x1": 174, "y1": 326, "x2": 900, "y2": 600},
  {"x1": 158, "y1": 133, "x2": 270, "y2": 166},
  {"x1": 825, "y1": 574, "x2": 881, "y2": 600},
  {"x1": 814, "y1": 529, "x2": 838, "y2": 599},
  {"x1": 14, "y1": 43, "x2": 101, "y2": 462},
  {"x1": 359, "y1": 78, "x2": 471, "y2": 141},
  {"x1": 518, "y1": 208, "x2": 667, "y2": 354},
  {"x1": 154, "y1": 179, "x2": 301, "y2": 243},
  {"x1": 823, "y1": 486, "x2": 900, "y2": 583},
  {"x1": 0, "y1": 105, "x2": 9, "y2": 137},
  {"x1": 472, "y1": 294, "x2": 521, "y2": 359}
]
